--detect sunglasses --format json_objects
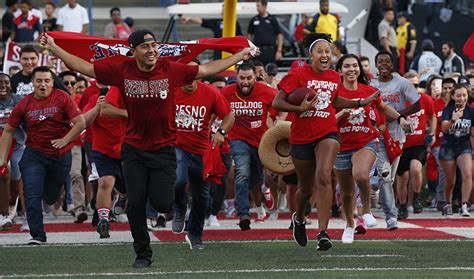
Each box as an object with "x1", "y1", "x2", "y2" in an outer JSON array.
[{"x1": 63, "y1": 81, "x2": 76, "y2": 86}]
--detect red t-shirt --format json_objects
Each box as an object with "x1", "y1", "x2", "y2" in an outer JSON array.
[
  {"x1": 404, "y1": 93, "x2": 435, "y2": 149},
  {"x1": 7, "y1": 89, "x2": 81, "y2": 157},
  {"x1": 79, "y1": 83, "x2": 100, "y2": 144},
  {"x1": 175, "y1": 82, "x2": 231, "y2": 156},
  {"x1": 278, "y1": 65, "x2": 341, "y2": 144},
  {"x1": 83, "y1": 87, "x2": 126, "y2": 159},
  {"x1": 337, "y1": 83, "x2": 382, "y2": 152},
  {"x1": 222, "y1": 82, "x2": 276, "y2": 148},
  {"x1": 94, "y1": 59, "x2": 199, "y2": 152},
  {"x1": 72, "y1": 93, "x2": 83, "y2": 147},
  {"x1": 432, "y1": 97, "x2": 446, "y2": 148}
]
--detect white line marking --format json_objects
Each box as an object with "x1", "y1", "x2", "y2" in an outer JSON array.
[
  {"x1": 2, "y1": 267, "x2": 474, "y2": 278},
  {"x1": 321, "y1": 254, "x2": 404, "y2": 258}
]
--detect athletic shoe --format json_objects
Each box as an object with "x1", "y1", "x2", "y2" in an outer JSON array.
[
  {"x1": 386, "y1": 217, "x2": 398, "y2": 231},
  {"x1": 316, "y1": 230, "x2": 333, "y2": 251},
  {"x1": 185, "y1": 233, "x2": 205, "y2": 250},
  {"x1": 436, "y1": 201, "x2": 446, "y2": 212},
  {"x1": 288, "y1": 220, "x2": 293, "y2": 230},
  {"x1": 278, "y1": 193, "x2": 287, "y2": 211},
  {"x1": 97, "y1": 219, "x2": 110, "y2": 239},
  {"x1": 413, "y1": 197, "x2": 423, "y2": 214},
  {"x1": 355, "y1": 217, "x2": 367, "y2": 235},
  {"x1": 208, "y1": 214, "x2": 220, "y2": 227},
  {"x1": 460, "y1": 203, "x2": 470, "y2": 217},
  {"x1": 172, "y1": 211, "x2": 186, "y2": 234},
  {"x1": 292, "y1": 212, "x2": 307, "y2": 247},
  {"x1": 66, "y1": 204, "x2": 74, "y2": 213},
  {"x1": 238, "y1": 215, "x2": 251, "y2": 231},
  {"x1": 28, "y1": 236, "x2": 46, "y2": 245},
  {"x1": 91, "y1": 210, "x2": 99, "y2": 227},
  {"x1": 112, "y1": 195, "x2": 128, "y2": 215},
  {"x1": 20, "y1": 219, "x2": 30, "y2": 232},
  {"x1": 397, "y1": 204, "x2": 408, "y2": 220},
  {"x1": 225, "y1": 207, "x2": 236, "y2": 218},
  {"x1": 442, "y1": 204, "x2": 453, "y2": 217},
  {"x1": 256, "y1": 205, "x2": 267, "y2": 222},
  {"x1": 0, "y1": 215, "x2": 12, "y2": 231},
  {"x1": 156, "y1": 214, "x2": 166, "y2": 228},
  {"x1": 452, "y1": 203, "x2": 460, "y2": 214},
  {"x1": 74, "y1": 210, "x2": 88, "y2": 224},
  {"x1": 147, "y1": 218, "x2": 159, "y2": 231},
  {"x1": 341, "y1": 227, "x2": 355, "y2": 244},
  {"x1": 263, "y1": 189, "x2": 274, "y2": 210},
  {"x1": 331, "y1": 204, "x2": 340, "y2": 218},
  {"x1": 132, "y1": 258, "x2": 152, "y2": 268},
  {"x1": 362, "y1": 213, "x2": 377, "y2": 228}
]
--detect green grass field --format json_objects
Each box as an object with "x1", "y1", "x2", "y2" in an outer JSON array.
[{"x1": 1, "y1": 240, "x2": 474, "y2": 278}]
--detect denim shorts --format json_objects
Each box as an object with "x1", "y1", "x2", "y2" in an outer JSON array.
[
  {"x1": 439, "y1": 142, "x2": 472, "y2": 161},
  {"x1": 290, "y1": 132, "x2": 340, "y2": 161},
  {"x1": 333, "y1": 140, "x2": 377, "y2": 170}
]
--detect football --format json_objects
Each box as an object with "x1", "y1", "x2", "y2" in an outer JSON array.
[{"x1": 286, "y1": 87, "x2": 316, "y2": 106}]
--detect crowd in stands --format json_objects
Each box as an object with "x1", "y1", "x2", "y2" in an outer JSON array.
[{"x1": 0, "y1": 0, "x2": 473, "y2": 266}]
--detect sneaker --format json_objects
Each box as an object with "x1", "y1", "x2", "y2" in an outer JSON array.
[
  {"x1": 263, "y1": 189, "x2": 274, "y2": 210},
  {"x1": 460, "y1": 203, "x2": 470, "y2": 217},
  {"x1": 0, "y1": 215, "x2": 13, "y2": 231},
  {"x1": 28, "y1": 236, "x2": 46, "y2": 245},
  {"x1": 112, "y1": 195, "x2": 127, "y2": 215},
  {"x1": 452, "y1": 203, "x2": 460, "y2": 214},
  {"x1": 20, "y1": 219, "x2": 30, "y2": 232},
  {"x1": 288, "y1": 220, "x2": 293, "y2": 230},
  {"x1": 331, "y1": 204, "x2": 340, "y2": 218},
  {"x1": 238, "y1": 215, "x2": 251, "y2": 231},
  {"x1": 398, "y1": 204, "x2": 408, "y2": 220},
  {"x1": 278, "y1": 194, "x2": 287, "y2": 211},
  {"x1": 97, "y1": 219, "x2": 110, "y2": 239},
  {"x1": 442, "y1": 204, "x2": 453, "y2": 217},
  {"x1": 132, "y1": 258, "x2": 152, "y2": 268},
  {"x1": 316, "y1": 230, "x2": 333, "y2": 251},
  {"x1": 386, "y1": 217, "x2": 398, "y2": 231},
  {"x1": 355, "y1": 217, "x2": 367, "y2": 235},
  {"x1": 256, "y1": 205, "x2": 267, "y2": 222},
  {"x1": 413, "y1": 197, "x2": 423, "y2": 214},
  {"x1": 208, "y1": 214, "x2": 220, "y2": 227},
  {"x1": 156, "y1": 214, "x2": 166, "y2": 228},
  {"x1": 362, "y1": 213, "x2": 377, "y2": 228},
  {"x1": 185, "y1": 233, "x2": 204, "y2": 250},
  {"x1": 74, "y1": 210, "x2": 88, "y2": 224},
  {"x1": 147, "y1": 218, "x2": 159, "y2": 231},
  {"x1": 91, "y1": 210, "x2": 99, "y2": 227},
  {"x1": 436, "y1": 201, "x2": 446, "y2": 212},
  {"x1": 341, "y1": 227, "x2": 355, "y2": 244},
  {"x1": 407, "y1": 205, "x2": 414, "y2": 213},
  {"x1": 172, "y1": 211, "x2": 186, "y2": 234},
  {"x1": 225, "y1": 207, "x2": 236, "y2": 218},
  {"x1": 66, "y1": 204, "x2": 74, "y2": 213},
  {"x1": 292, "y1": 212, "x2": 307, "y2": 247}
]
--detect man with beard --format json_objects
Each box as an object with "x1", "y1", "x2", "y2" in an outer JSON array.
[
  {"x1": 221, "y1": 62, "x2": 276, "y2": 231},
  {"x1": 441, "y1": 41, "x2": 465, "y2": 76}
]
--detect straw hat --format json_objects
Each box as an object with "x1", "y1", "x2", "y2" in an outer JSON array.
[{"x1": 258, "y1": 121, "x2": 295, "y2": 175}]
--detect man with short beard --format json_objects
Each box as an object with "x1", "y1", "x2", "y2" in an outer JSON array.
[
  {"x1": 441, "y1": 41, "x2": 465, "y2": 76},
  {"x1": 221, "y1": 62, "x2": 276, "y2": 231}
]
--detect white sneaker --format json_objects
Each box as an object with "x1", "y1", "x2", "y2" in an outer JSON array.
[
  {"x1": 147, "y1": 218, "x2": 159, "y2": 231},
  {"x1": 461, "y1": 203, "x2": 470, "y2": 217},
  {"x1": 67, "y1": 204, "x2": 74, "y2": 213},
  {"x1": 278, "y1": 194, "x2": 287, "y2": 211},
  {"x1": 341, "y1": 227, "x2": 355, "y2": 244},
  {"x1": 362, "y1": 213, "x2": 377, "y2": 228},
  {"x1": 208, "y1": 215, "x2": 220, "y2": 227},
  {"x1": 8, "y1": 198, "x2": 19, "y2": 220},
  {"x1": 0, "y1": 215, "x2": 13, "y2": 230},
  {"x1": 256, "y1": 205, "x2": 267, "y2": 221},
  {"x1": 20, "y1": 219, "x2": 30, "y2": 232},
  {"x1": 407, "y1": 205, "x2": 414, "y2": 213}
]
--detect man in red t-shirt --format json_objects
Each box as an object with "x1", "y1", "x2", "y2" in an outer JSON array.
[
  {"x1": 41, "y1": 29, "x2": 255, "y2": 267},
  {"x1": 0, "y1": 66, "x2": 85, "y2": 245},
  {"x1": 221, "y1": 63, "x2": 276, "y2": 231},
  {"x1": 172, "y1": 61, "x2": 234, "y2": 248}
]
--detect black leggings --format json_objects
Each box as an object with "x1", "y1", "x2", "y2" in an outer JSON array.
[{"x1": 121, "y1": 144, "x2": 177, "y2": 260}]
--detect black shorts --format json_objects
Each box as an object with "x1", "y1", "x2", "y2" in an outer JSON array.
[
  {"x1": 282, "y1": 172, "x2": 298, "y2": 185},
  {"x1": 396, "y1": 145, "x2": 427, "y2": 176},
  {"x1": 290, "y1": 132, "x2": 340, "y2": 161},
  {"x1": 91, "y1": 150, "x2": 127, "y2": 193}
]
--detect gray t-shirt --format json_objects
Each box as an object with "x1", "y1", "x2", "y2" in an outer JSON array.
[
  {"x1": 0, "y1": 94, "x2": 26, "y2": 147},
  {"x1": 370, "y1": 75, "x2": 420, "y2": 142}
]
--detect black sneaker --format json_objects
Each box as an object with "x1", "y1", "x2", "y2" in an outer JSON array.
[
  {"x1": 91, "y1": 209, "x2": 99, "y2": 227},
  {"x1": 397, "y1": 204, "x2": 408, "y2": 220},
  {"x1": 331, "y1": 204, "x2": 341, "y2": 218},
  {"x1": 172, "y1": 210, "x2": 186, "y2": 234},
  {"x1": 316, "y1": 230, "x2": 333, "y2": 251},
  {"x1": 292, "y1": 212, "x2": 307, "y2": 247},
  {"x1": 132, "y1": 258, "x2": 152, "y2": 268},
  {"x1": 185, "y1": 233, "x2": 205, "y2": 250},
  {"x1": 452, "y1": 202, "x2": 460, "y2": 214},
  {"x1": 436, "y1": 201, "x2": 446, "y2": 212},
  {"x1": 28, "y1": 236, "x2": 46, "y2": 245},
  {"x1": 238, "y1": 215, "x2": 251, "y2": 231},
  {"x1": 413, "y1": 197, "x2": 423, "y2": 214},
  {"x1": 112, "y1": 195, "x2": 128, "y2": 215},
  {"x1": 97, "y1": 219, "x2": 110, "y2": 239},
  {"x1": 156, "y1": 214, "x2": 166, "y2": 228}
]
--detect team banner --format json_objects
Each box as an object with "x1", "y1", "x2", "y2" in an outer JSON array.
[{"x1": 47, "y1": 32, "x2": 254, "y2": 64}]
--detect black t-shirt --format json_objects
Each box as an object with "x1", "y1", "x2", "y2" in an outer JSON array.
[
  {"x1": 43, "y1": 17, "x2": 58, "y2": 32},
  {"x1": 2, "y1": 11, "x2": 14, "y2": 42},
  {"x1": 11, "y1": 71, "x2": 69, "y2": 97},
  {"x1": 441, "y1": 104, "x2": 474, "y2": 145},
  {"x1": 201, "y1": 19, "x2": 243, "y2": 38},
  {"x1": 247, "y1": 13, "x2": 281, "y2": 46}
]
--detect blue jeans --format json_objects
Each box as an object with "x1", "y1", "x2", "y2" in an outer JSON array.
[
  {"x1": 174, "y1": 147, "x2": 210, "y2": 238},
  {"x1": 374, "y1": 139, "x2": 399, "y2": 221},
  {"x1": 19, "y1": 148, "x2": 72, "y2": 239},
  {"x1": 431, "y1": 147, "x2": 446, "y2": 203},
  {"x1": 230, "y1": 140, "x2": 264, "y2": 217},
  {"x1": 209, "y1": 153, "x2": 232, "y2": 215}
]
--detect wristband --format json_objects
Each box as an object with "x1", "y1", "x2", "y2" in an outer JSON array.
[
  {"x1": 217, "y1": 128, "x2": 227, "y2": 137},
  {"x1": 397, "y1": 114, "x2": 406, "y2": 124}
]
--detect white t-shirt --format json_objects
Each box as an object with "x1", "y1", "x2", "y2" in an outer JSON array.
[{"x1": 57, "y1": 4, "x2": 89, "y2": 33}]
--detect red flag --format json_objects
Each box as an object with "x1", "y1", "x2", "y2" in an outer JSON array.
[
  {"x1": 464, "y1": 32, "x2": 474, "y2": 61},
  {"x1": 47, "y1": 32, "x2": 251, "y2": 64}
]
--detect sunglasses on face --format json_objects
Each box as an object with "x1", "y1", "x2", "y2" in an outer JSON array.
[{"x1": 63, "y1": 81, "x2": 76, "y2": 86}]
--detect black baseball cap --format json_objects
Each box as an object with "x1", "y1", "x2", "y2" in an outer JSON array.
[{"x1": 126, "y1": 29, "x2": 156, "y2": 56}]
